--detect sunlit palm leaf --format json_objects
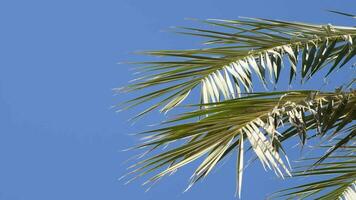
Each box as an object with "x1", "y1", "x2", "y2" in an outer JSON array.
[
  {"x1": 123, "y1": 90, "x2": 355, "y2": 197},
  {"x1": 119, "y1": 18, "x2": 356, "y2": 117}
]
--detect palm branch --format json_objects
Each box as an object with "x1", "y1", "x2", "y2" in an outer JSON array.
[
  {"x1": 119, "y1": 17, "x2": 356, "y2": 118},
  {"x1": 123, "y1": 90, "x2": 355, "y2": 197},
  {"x1": 273, "y1": 131, "x2": 356, "y2": 200}
]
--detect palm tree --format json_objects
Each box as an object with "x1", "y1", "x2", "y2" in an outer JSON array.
[{"x1": 120, "y1": 11, "x2": 356, "y2": 199}]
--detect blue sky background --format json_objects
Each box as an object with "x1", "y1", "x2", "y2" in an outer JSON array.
[{"x1": 0, "y1": 0, "x2": 355, "y2": 199}]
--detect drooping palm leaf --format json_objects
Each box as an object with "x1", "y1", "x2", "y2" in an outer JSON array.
[
  {"x1": 123, "y1": 90, "x2": 355, "y2": 197},
  {"x1": 119, "y1": 18, "x2": 356, "y2": 117}
]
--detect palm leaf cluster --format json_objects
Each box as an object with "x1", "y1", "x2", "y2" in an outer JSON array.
[{"x1": 121, "y1": 12, "x2": 356, "y2": 199}]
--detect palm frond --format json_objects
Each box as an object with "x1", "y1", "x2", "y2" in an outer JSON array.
[
  {"x1": 123, "y1": 90, "x2": 355, "y2": 197},
  {"x1": 273, "y1": 138, "x2": 356, "y2": 200},
  {"x1": 119, "y1": 18, "x2": 356, "y2": 117}
]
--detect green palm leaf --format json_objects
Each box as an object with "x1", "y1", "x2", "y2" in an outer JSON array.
[
  {"x1": 328, "y1": 10, "x2": 356, "y2": 19},
  {"x1": 273, "y1": 137, "x2": 356, "y2": 200},
  {"x1": 123, "y1": 90, "x2": 355, "y2": 197},
  {"x1": 119, "y1": 18, "x2": 356, "y2": 117}
]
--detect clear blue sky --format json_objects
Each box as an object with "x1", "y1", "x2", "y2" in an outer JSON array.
[{"x1": 0, "y1": 0, "x2": 355, "y2": 199}]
